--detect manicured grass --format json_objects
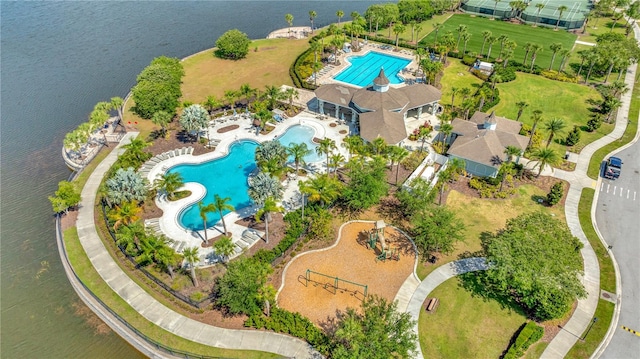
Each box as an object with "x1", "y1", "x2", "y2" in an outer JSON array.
[
  {"x1": 438, "y1": 59, "x2": 484, "y2": 106},
  {"x1": 525, "y1": 341, "x2": 548, "y2": 358},
  {"x1": 123, "y1": 37, "x2": 311, "y2": 126},
  {"x1": 577, "y1": 15, "x2": 629, "y2": 44},
  {"x1": 587, "y1": 74, "x2": 640, "y2": 179},
  {"x1": 420, "y1": 14, "x2": 577, "y2": 70},
  {"x1": 417, "y1": 185, "x2": 565, "y2": 280},
  {"x1": 74, "y1": 147, "x2": 113, "y2": 188},
  {"x1": 491, "y1": 72, "x2": 610, "y2": 154},
  {"x1": 371, "y1": 13, "x2": 453, "y2": 44},
  {"x1": 565, "y1": 299, "x2": 615, "y2": 359},
  {"x1": 578, "y1": 188, "x2": 616, "y2": 293},
  {"x1": 63, "y1": 227, "x2": 278, "y2": 359},
  {"x1": 418, "y1": 277, "x2": 527, "y2": 359}
]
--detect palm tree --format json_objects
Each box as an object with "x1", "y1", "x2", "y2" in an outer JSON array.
[
  {"x1": 211, "y1": 194, "x2": 234, "y2": 235},
  {"x1": 299, "y1": 174, "x2": 343, "y2": 207},
  {"x1": 584, "y1": 49, "x2": 600, "y2": 84},
  {"x1": 370, "y1": 137, "x2": 388, "y2": 156},
  {"x1": 515, "y1": 101, "x2": 529, "y2": 121},
  {"x1": 417, "y1": 126, "x2": 433, "y2": 152},
  {"x1": 529, "y1": 43, "x2": 543, "y2": 72},
  {"x1": 329, "y1": 153, "x2": 345, "y2": 177},
  {"x1": 534, "y1": 3, "x2": 545, "y2": 26},
  {"x1": 555, "y1": 5, "x2": 568, "y2": 30},
  {"x1": 558, "y1": 48, "x2": 571, "y2": 72},
  {"x1": 439, "y1": 123, "x2": 453, "y2": 149},
  {"x1": 108, "y1": 201, "x2": 141, "y2": 230},
  {"x1": 549, "y1": 43, "x2": 563, "y2": 70},
  {"x1": 151, "y1": 110, "x2": 172, "y2": 138},
  {"x1": 486, "y1": 36, "x2": 498, "y2": 59},
  {"x1": 432, "y1": 22, "x2": 443, "y2": 47},
  {"x1": 530, "y1": 147, "x2": 560, "y2": 176},
  {"x1": 309, "y1": 10, "x2": 317, "y2": 34},
  {"x1": 604, "y1": 97, "x2": 622, "y2": 122},
  {"x1": 497, "y1": 34, "x2": 509, "y2": 59},
  {"x1": 285, "y1": 13, "x2": 294, "y2": 37},
  {"x1": 504, "y1": 145, "x2": 522, "y2": 163},
  {"x1": 492, "y1": 0, "x2": 502, "y2": 20},
  {"x1": 481, "y1": 30, "x2": 492, "y2": 56},
  {"x1": 203, "y1": 95, "x2": 222, "y2": 114},
  {"x1": 155, "y1": 244, "x2": 178, "y2": 279},
  {"x1": 317, "y1": 138, "x2": 337, "y2": 173},
  {"x1": 502, "y1": 40, "x2": 517, "y2": 67},
  {"x1": 284, "y1": 87, "x2": 299, "y2": 112},
  {"x1": 342, "y1": 135, "x2": 363, "y2": 160},
  {"x1": 336, "y1": 10, "x2": 344, "y2": 25},
  {"x1": 543, "y1": 118, "x2": 566, "y2": 147},
  {"x1": 389, "y1": 146, "x2": 410, "y2": 184},
  {"x1": 123, "y1": 137, "x2": 150, "y2": 162},
  {"x1": 213, "y1": 236, "x2": 235, "y2": 263},
  {"x1": 450, "y1": 87, "x2": 460, "y2": 108},
  {"x1": 393, "y1": 23, "x2": 406, "y2": 50},
  {"x1": 527, "y1": 109, "x2": 543, "y2": 150},
  {"x1": 255, "y1": 197, "x2": 283, "y2": 244},
  {"x1": 182, "y1": 246, "x2": 200, "y2": 286},
  {"x1": 224, "y1": 90, "x2": 238, "y2": 111},
  {"x1": 461, "y1": 31, "x2": 472, "y2": 55},
  {"x1": 198, "y1": 201, "x2": 214, "y2": 243},
  {"x1": 287, "y1": 142, "x2": 311, "y2": 174},
  {"x1": 238, "y1": 83, "x2": 256, "y2": 107},
  {"x1": 456, "y1": 25, "x2": 467, "y2": 52},
  {"x1": 522, "y1": 42, "x2": 533, "y2": 65},
  {"x1": 115, "y1": 222, "x2": 145, "y2": 256},
  {"x1": 330, "y1": 36, "x2": 343, "y2": 65},
  {"x1": 248, "y1": 172, "x2": 284, "y2": 206},
  {"x1": 153, "y1": 172, "x2": 183, "y2": 200},
  {"x1": 263, "y1": 85, "x2": 283, "y2": 110},
  {"x1": 110, "y1": 96, "x2": 124, "y2": 124}
]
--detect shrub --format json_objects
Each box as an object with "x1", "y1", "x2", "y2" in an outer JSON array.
[
  {"x1": 547, "y1": 182, "x2": 564, "y2": 206},
  {"x1": 492, "y1": 66, "x2": 516, "y2": 83},
  {"x1": 565, "y1": 125, "x2": 581, "y2": 146},
  {"x1": 190, "y1": 291, "x2": 206, "y2": 302},
  {"x1": 586, "y1": 115, "x2": 603, "y2": 132},
  {"x1": 462, "y1": 55, "x2": 477, "y2": 66},
  {"x1": 470, "y1": 68, "x2": 490, "y2": 81},
  {"x1": 401, "y1": 151, "x2": 427, "y2": 171},
  {"x1": 540, "y1": 70, "x2": 579, "y2": 83},
  {"x1": 215, "y1": 29, "x2": 251, "y2": 60},
  {"x1": 504, "y1": 321, "x2": 544, "y2": 359}
]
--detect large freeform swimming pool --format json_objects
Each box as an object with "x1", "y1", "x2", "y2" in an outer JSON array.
[
  {"x1": 333, "y1": 51, "x2": 411, "y2": 87},
  {"x1": 170, "y1": 125, "x2": 321, "y2": 230}
]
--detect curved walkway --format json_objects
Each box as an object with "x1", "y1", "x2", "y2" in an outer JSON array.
[
  {"x1": 406, "y1": 257, "x2": 489, "y2": 359},
  {"x1": 74, "y1": 132, "x2": 319, "y2": 359}
]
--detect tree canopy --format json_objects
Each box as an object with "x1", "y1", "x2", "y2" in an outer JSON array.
[
  {"x1": 411, "y1": 205, "x2": 465, "y2": 257},
  {"x1": 215, "y1": 29, "x2": 251, "y2": 60},
  {"x1": 329, "y1": 295, "x2": 417, "y2": 359},
  {"x1": 49, "y1": 180, "x2": 81, "y2": 214},
  {"x1": 474, "y1": 211, "x2": 586, "y2": 320},
  {"x1": 215, "y1": 257, "x2": 272, "y2": 315},
  {"x1": 131, "y1": 56, "x2": 183, "y2": 119}
]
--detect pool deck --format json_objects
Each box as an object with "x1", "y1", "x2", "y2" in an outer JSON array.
[
  {"x1": 313, "y1": 43, "x2": 420, "y2": 87},
  {"x1": 143, "y1": 113, "x2": 353, "y2": 266}
]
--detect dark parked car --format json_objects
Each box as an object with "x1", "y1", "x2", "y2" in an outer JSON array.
[{"x1": 604, "y1": 156, "x2": 623, "y2": 179}]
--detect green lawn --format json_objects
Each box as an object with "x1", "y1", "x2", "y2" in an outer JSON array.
[
  {"x1": 63, "y1": 229, "x2": 278, "y2": 358},
  {"x1": 418, "y1": 277, "x2": 527, "y2": 359},
  {"x1": 439, "y1": 59, "x2": 484, "y2": 106},
  {"x1": 490, "y1": 72, "x2": 610, "y2": 154},
  {"x1": 420, "y1": 14, "x2": 577, "y2": 70},
  {"x1": 371, "y1": 13, "x2": 454, "y2": 44},
  {"x1": 577, "y1": 15, "x2": 629, "y2": 44},
  {"x1": 417, "y1": 184, "x2": 565, "y2": 279},
  {"x1": 566, "y1": 299, "x2": 615, "y2": 359}
]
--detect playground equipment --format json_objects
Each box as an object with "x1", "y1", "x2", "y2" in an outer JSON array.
[
  {"x1": 367, "y1": 220, "x2": 400, "y2": 262},
  {"x1": 304, "y1": 269, "x2": 368, "y2": 299}
]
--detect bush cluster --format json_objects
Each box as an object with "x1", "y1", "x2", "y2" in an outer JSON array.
[
  {"x1": 290, "y1": 47, "x2": 317, "y2": 90},
  {"x1": 540, "y1": 70, "x2": 579, "y2": 83},
  {"x1": 504, "y1": 321, "x2": 544, "y2": 359},
  {"x1": 469, "y1": 177, "x2": 515, "y2": 198},
  {"x1": 252, "y1": 208, "x2": 307, "y2": 264},
  {"x1": 364, "y1": 35, "x2": 418, "y2": 50},
  {"x1": 492, "y1": 66, "x2": 516, "y2": 83},
  {"x1": 245, "y1": 308, "x2": 329, "y2": 353}
]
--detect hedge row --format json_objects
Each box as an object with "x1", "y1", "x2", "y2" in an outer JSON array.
[
  {"x1": 504, "y1": 321, "x2": 544, "y2": 359},
  {"x1": 252, "y1": 209, "x2": 307, "y2": 264},
  {"x1": 290, "y1": 48, "x2": 317, "y2": 91},
  {"x1": 245, "y1": 307, "x2": 330, "y2": 353}
]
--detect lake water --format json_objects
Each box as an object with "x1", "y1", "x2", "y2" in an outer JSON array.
[{"x1": 0, "y1": 1, "x2": 380, "y2": 357}]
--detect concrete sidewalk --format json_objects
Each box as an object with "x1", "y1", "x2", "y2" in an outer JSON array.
[
  {"x1": 74, "y1": 132, "x2": 319, "y2": 359},
  {"x1": 540, "y1": 42, "x2": 638, "y2": 359}
]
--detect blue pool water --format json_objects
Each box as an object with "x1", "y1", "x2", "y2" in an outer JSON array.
[
  {"x1": 171, "y1": 125, "x2": 322, "y2": 230},
  {"x1": 333, "y1": 51, "x2": 411, "y2": 87}
]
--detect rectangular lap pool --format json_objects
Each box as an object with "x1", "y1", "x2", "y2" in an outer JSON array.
[{"x1": 333, "y1": 51, "x2": 411, "y2": 87}]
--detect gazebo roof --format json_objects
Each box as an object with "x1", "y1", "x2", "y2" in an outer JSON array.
[{"x1": 373, "y1": 68, "x2": 390, "y2": 86}]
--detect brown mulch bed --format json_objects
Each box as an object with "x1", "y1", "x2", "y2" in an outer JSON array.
[
  {"x1": 60, "y1": 210, "x2": 79, "y2": 232},
  {"x1": 277, "y1": 222, "x2": 416, "y2": 326},
  {"x1": 339, "y1": 130, "x2": 347, "y2": 134},
  {"x1": 145, "y1": 129, "x2": 212, "y2": 157},
  {"x1": 313, "y1": 137, "x2": 322, "y2": 143},
  {"x1": 217, "y1": 125, "x2": 239, "y2": 133},
  {"x1": 329, "y1": 123, "x2": 337, "y2": 127}
]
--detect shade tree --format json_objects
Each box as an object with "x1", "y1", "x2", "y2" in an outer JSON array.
[{"x1": 215, "y1": 29, "x2": 251, "y2": 60}]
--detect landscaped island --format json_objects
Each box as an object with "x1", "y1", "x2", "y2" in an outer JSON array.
[{"x1": 52, "y1": 1, "x2": 638, "y2": 358}]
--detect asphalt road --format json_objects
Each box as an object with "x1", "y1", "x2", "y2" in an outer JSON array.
[{"x1": 596, "y1": 141, "x2": 640, "y2": 359}]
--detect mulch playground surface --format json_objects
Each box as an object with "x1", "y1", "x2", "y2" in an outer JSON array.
[{"x1": 277, "y1": 221, "x2": 416, "y2": 326}]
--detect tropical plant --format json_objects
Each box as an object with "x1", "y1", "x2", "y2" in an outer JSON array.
[
  {"x1": 393, "y1": 23, "x2": 406, "y2": 50},
  {"x1": 548, "y1": 43, "x2": 563, "y2": 70},
  {"x1": 417, "y1": 126, "x2": 433, "y2": 152},
  {"x1": 255, "y1": 140, "x2": 288, "y2": 174},
  {"x1": 110, "y1": 96, "x2": 124, "y2": 123},
  {"x1": 432, "y1": 22, "x2": 443, "y2": 46},
  {"x1": 527, "y1": 109, "x2": 543, "y2": 150},
  {"x1": 182, "y1": 246, "x2": 200, "y2": 286},
  {"x1": 105, "y1": 167, "x2": 148, "y2": 206},
  {"x1": 287, "y1": 142, "x2": 311, "y2": 174},
  {"x1": 485, "y1": 36, "x2": 498, "y2": 59},
  {"x1": 308, "y1": 10, "x2": 317, "y2": 33},
  {"x1": 285, "y1": 13, "x2": 294, "y2": 37},
  {"x1": 534, "y1": 3, "x2": 545, "y2": 25},
  {"x1": 153, "y1": 172, "x2": 183, "y2": 200},
  {"x1": 515, "y1": 101, "x2": 529, "y2": 122},
  {"x1": 263, "y1": 85, "x2": 283, "y2": 110},
  {"x1": 216, "y1": 257, "x2": 273, "y2": 315},
  {"x1": 283, "y1": 87, "x2": 299, "y2": 112},
  {"x1": 122, "y1": 137, "x2": 151, "y2": 163},
  {"x1": 543, "y1": 118, "x2": 566, "y2": 147},
  {"x1": 439, "y1": 123, "x2": 453, "y2": 149},
  {"x1": 461, "y1": 31, "x2": 472, "y2": 55},
  {"x1": 198, "y1": 201, "x2": 215, "y2": 243},
  {"x1": 210, "y1": 194, "x2": 234, "y2": 235},
  {"x1": 481, "y1": 30, "x2": 492, "y2": 56},
  {"x1": 254, "y1": 197, "x2": 284, "y2": 244},
  {"x1": 179, "y1": 104, "x2": 209, "y2": 142},
  {"x1": 108, "y1": 200, "x2": 142, "y2": 230},
  {"x1": 49, "y1": 180, "x2": 81, "y2": 214},
  {"x1": 299, "y1": 174, "x2": 343, "y2": 207},
  {"x1": 389, "y1": 146, "x2": 410, "y2": 185},
  {"x1": 530, "y1": 147, "x2": 561, "y2": 176},
  {"x1": 115, "y1": 222, "x2": 145, "y2": 256},
  {"x1": 213, "y1": 236, "x2": 235, "y2": 264},
  {"x1": 248, "y1": 172, "x2": 284, "y2": 206},
  {"x1": 336, "y1": 9, "x2": 344, "y2": 24},
  {"x1": 529, "y1": 43, "x2": 543, "y2": 72},
  {"x1": 151, "y1": 110, "x2": 173, "y2": 138},
  {"x1": 547, "y1": 182, "x2": 564, "y2": 205},
  {"x1": 342, "y1": 135, "x2": 364, "y2": 160},
  {"x1": 564, "y1": 125, "x2": 581, "y2": 147},
  {"x1": 317, "y1": 138, "x2": 337, "y2": 173},
  {"x1": 203, "y1": 95, "x2": 222, "y2": 114},
  {"x1": 555, "y1": 5, "x2": 568, "y2": 30},
  {"x1": 492, "y1": 0, "x2": 502, "y2": 19}
]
